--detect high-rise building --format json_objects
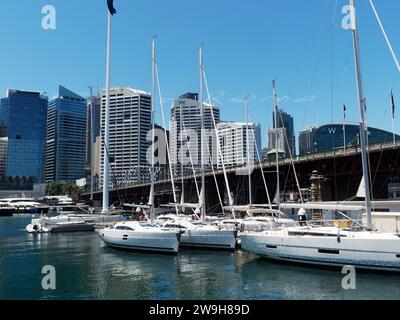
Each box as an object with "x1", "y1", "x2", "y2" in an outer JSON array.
[
  {"x1": 217, "y1": 122, "x2": 262, "y2": 168},
  {"x1": 0, "y1": 90, "x2": 48, "y2": 181},
  {"x1": 45, "y1": 86, "x2": 87, "y2": 182},
  {"x1": 100, "y1": 87, "x2": 151, "y2": 188},
  {"x1": 170, "y1": 92, "x2": 220, "y2": 176},
  {"x1": 85, "y1": 95, "x2": 101, "y2": 170},
  {"x1": 299, "y1": 126, "x2": 318, "y2": 155},
  {"x1": 85, "y1": 94, "x2": 101, "y2": 188},
  {"x1": 269, "y1": 108, "x2": 296, "y2": 157},
  {"x1": 298, "y1": 124, "x2": 399, "y2": 155}
]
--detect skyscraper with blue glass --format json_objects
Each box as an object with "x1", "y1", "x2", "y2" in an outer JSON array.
[
  {"x1": 45, "y1": 86, "x2": 87, "y2": 182},
  {"x1": 0, "y1": 90, "x2": 48, "y2": 181}
]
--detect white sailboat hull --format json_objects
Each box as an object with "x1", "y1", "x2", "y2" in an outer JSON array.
[
  {"x1": 180, "y1": 228, "x2": 237, "y2": 251},
  {"x1": 241, "y1": 229, "x2": 400, "y2": 272},
  {"x1": 98, "y1": 228, "x2": 180, "y2": 254}
]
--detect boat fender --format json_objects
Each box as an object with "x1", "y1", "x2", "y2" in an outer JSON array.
[{"x1": 298, "y1": 208, "x2": 307, "y2": 226}]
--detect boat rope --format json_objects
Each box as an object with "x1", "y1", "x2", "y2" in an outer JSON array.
[
  {"x1": 203, "y1": 68, "x2": 236, "y2": 219},
  {"x1": 155, "y1": 63, "x2": 179, "y2": 217},
  {"x1": 181, "y1": 115, "x2": 201, "y2": 204},
  {"x1": 205, "y1": 127, "x2": 225, "y2": 216},
  {"x1": 278, "y1": 107, "x2": 304, "y2": 203},
  {"x1": 369, "y1": 0, "x2": 400, "y2": 75},
  {"x1": 248, "y1": 113, "x2": 273, "y2": 209}
]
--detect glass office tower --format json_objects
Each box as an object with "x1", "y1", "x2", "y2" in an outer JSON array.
[{"x1": 0, "y1": 90, "x2": 48, "y2": 181}]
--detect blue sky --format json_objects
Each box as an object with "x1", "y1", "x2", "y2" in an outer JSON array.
[{"x1": 1, "y1": 0, "x2": 400, "y2": 149}]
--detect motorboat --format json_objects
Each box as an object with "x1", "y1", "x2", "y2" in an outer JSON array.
[
  {"x1": 26, "y1": 213, "x2": 125, "y2": 233},
  {"x1": 0, "y1": 198, "x2": 49, "y2": 214}
]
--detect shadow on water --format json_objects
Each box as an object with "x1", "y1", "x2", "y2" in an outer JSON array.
[{"x1": 1, "y1": 217, "x2": 400, "y2": 300}]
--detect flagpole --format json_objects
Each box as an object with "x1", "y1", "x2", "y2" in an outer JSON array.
[
  {"x1": 391, "y1": 91, "x2": 396, "y2": 145},
  {"x1": 392, "y1": 113, "x2": 396, "y2": 145},
  {"x1": 102, "y1": 11, "x2": 111, "y2": 213},
  {"x1": 343, "y1": 105, "x2": 346, "y2": 153}
]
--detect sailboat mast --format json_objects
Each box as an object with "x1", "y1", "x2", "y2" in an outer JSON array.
[
  {"x1": 350, "y1": 0, "x2": 373, "y2": 230},
  {"x1": 149, "y1": 36, "x2": 156, "y2": 223},
  {"x1": 245, "y1": 96, "x2": 252, "y2": 206},
  {"x1": 272, "y1": 79, "x2": 281, "y2": 210},
  {"x1": 199, "y1": 45, "x2": 206, "y2": 222},
  {"x1": 180, "y1": 105, "x2": 185, "y2": 205},
  {"x1": 102, "y1": 12, "x2": 111, "y2": 213},
  {"x1": 89, "y1": 86, "x2": 94, "y2": 201}
]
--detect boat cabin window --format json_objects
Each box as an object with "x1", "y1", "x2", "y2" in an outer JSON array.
[
  {"x1": 115, "y1": 226, "x2": 134, "y2": 231},
  {"x1": 165, "y1": 224, "x2": 186, "y2": 229}
]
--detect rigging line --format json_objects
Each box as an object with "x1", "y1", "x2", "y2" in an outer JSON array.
[
  {"x1": 203, "y1": 68, "x2": 236, "y2": 219},
  {"x1": 100, "y1": 130, "x2": 123, "y2": 207},
  {"x1": 155, "y1": 62, "x2": 179, "y2": 216},
  {"x1": 301, "y1": 0, "x2": 331, "y2": 129},
  {"x1": 338, "y1": 37, "x2": 354, "y2": 92},
  {"x1": 207, "y1": 136, "x2": 226, "y2": 215},
  {"x1": 331, "y1": 0, "x2": 339, "y2": 25},
  {"x1": 248, "y1": 113, "x2": 273, "y2": 209},
  {"x1": 369, "y1": 0, "x2": 400, "y2": 74},
  {"x1": 278, "y1": 110, "x2": 304, "y2": 203},
  {"x1": 330, "y1": 0, "x2": 340, "y2": 124},
  {"x1": 181, "y1": 115, "x2": 201, "y2": 203}
]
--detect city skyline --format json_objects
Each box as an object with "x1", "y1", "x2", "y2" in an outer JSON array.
[{"x1": 1, "y1": 0, "x2": 400, "y2": 150}]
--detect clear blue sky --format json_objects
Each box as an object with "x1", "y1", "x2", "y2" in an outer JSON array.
[{"x1": 1, "y1": 0, "x2": 400, "y2": 149}]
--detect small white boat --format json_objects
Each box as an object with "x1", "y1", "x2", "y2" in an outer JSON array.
[
  {"x1": 157, "y1": 214, "x2": 238, "y2": 251},
  {"x1": 26, "y1": 214, "x2": 125, "y2": 233},
  {"x1": 98, "y1": 221, "x2": 181, "y2": 254},
  {"x1": 26, "y1": 223, "x2": 50, "y2": 233}
]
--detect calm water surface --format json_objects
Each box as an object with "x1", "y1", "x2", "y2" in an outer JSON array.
[{"x1": 1, "y1": 216, "x2": 400, "y2": 300}]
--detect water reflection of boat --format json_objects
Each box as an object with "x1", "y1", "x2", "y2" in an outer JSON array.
[
  {"x1": 239, "y1": 252, "x2": 400, "y2": 300},
  {"x1": 0, "y1": 203, "x2": 15, "y2": 217}
]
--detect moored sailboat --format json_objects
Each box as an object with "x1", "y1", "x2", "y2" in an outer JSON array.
[
  {"x1": 97, "y1": 13, "x2": 180, "y2": 254},
  {"x1": 240, "y1": 0, "x2": 400, "y2": 272}
]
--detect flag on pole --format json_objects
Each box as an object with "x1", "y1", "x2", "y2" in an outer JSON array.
[
  {"x1": 343, "y1": 104, "x2": 347, "y2": 119},
  {"x1": 107, "y1": 0, "x2": 117, "y2": 15},
  {"x1": 391, "y1": 90, "x2": 396, "y2": 118}
]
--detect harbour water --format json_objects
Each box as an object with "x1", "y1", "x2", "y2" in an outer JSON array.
[{"x1": 1, "y1": 216, "x2": 400, "y2": 300}]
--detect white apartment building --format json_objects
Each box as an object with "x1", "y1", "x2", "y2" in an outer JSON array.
[
  {"x1": 100, "y1": 87, "x2": 151, "y2": 187},
  {"x1": 170, "y1": 93, "x2": 220, "y2": 176},
  {"x1": 217, "y1": 122, "x2": 262, "y2": 168}
]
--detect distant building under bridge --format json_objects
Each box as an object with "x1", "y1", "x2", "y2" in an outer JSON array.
[{"x1": 299, "y1": 124, "x2": 400, "y2": 155}]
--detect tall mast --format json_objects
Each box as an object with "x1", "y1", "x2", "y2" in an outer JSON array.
[
  {"x1": 272, "y1": 79, "x2": 281, "y2": 209},
  {"x1": 149, "y1": 35, "x2": 156, "y2": 223},
  {"x1": 199, "y1": 45, "x2": 206, "y2": 222},
  {"x1": 180, "y1": 103, "x2": 185, "y2": 205},
  {"x1": 244, "y1": 96, "x2": 252, "y2": 206},
  {"x1": 350, "y1": 0, "x2": 372, "y2": 230},
  {"x1": 102, "y1": 12, "x2": 111, "y2": 213},
  {"x1": 89, "y1": 86, "x2": 94, "y2": 201}
]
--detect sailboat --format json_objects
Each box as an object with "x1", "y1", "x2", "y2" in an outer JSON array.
[
  {"x1": 156, "y1": 46, "x2": 237, "y2": 251},
  {"x1": 98, "y1": 27, "x2": 180, "y2": 253},
  {"x1": 221, "y1": 92, "x2": 295, "y2": 234},
  {"x1": 240, "y1": 0, "x2": 400, "y2": 272}
]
